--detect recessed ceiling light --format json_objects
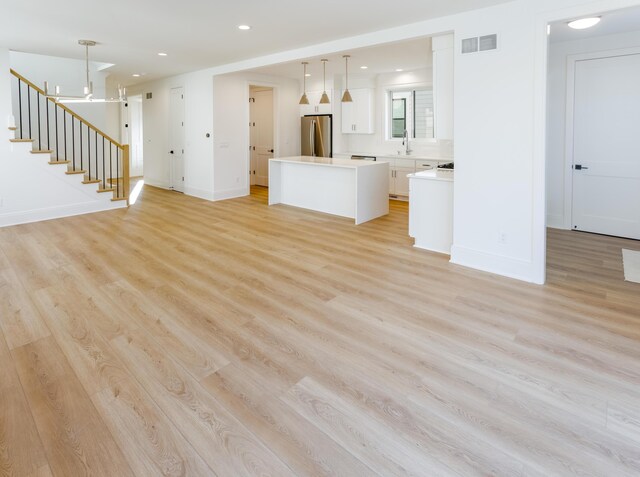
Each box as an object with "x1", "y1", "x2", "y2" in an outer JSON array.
[
  {"x1": 132, "y1": 74, "x2": 140, "y2": 77},
  {"x1": 395, "y1": 68, "x2": 404, "y2": 72},
  {"x1": 567, "y1": 17, "x2": 601, "y2": 30},
  {"x1": 360, "y1": 66, "x2": 368, "y2": 70},
  {"x1": 158, "y1": 52, "x2": 167, "y2": 56},
  {"x1": 305, "y1": 73, "x2": 311, "y2": 77},
  {"x1": 238, "y1": 25, "x2": 251, "y2": 30}
]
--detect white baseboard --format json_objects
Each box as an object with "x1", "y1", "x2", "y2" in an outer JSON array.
[
  {"x1": 143, "y1": 179, "x2": 170, "y2": 190},
  {"x1": 0, "y1": 201, "x2": 126, "y2": 228},
  {"x1": 185, "y1": 186, "x2": 215, "y2": 201},
  {"x1": 450, "y1": 245, "x2": 544, "y2": 285},
  {"x1": 213, "y1": 187, "x2": 248, "y2": 201}
]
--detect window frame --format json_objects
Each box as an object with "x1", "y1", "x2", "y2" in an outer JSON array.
[
  {"x1": 391, "y1": 97, "x2": 407, "y2": 138},
  {"x1": 385, "y1": 83, "x2": 436, "y2": 144}
]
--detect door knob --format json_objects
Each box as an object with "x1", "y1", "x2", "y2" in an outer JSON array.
[
  {"x1": 574, "y1": 164, "x2": 588, "y2": 170},
  {"x1": 269, "y1": 149, "x2": 274, "y2": 153},
  {"x1": 170, "y1": 150, "x2": 174, "y2": 154}
]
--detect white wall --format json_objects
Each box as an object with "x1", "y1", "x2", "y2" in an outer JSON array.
[
  {"x1": 450, "y1": 2, "x2": 540, "y2": 281},
  {"x1": 0, "y1": 47, "x2": 12, "y2": 152},
  {"x1": 126, "y1": 77, "x2": 174, "y2": 190},
  {"x1": 546, "y1": 29, "x2": 640, "y2": 229},
  {"x1": 105, "y1": 75, "x2": 122, "y2": 143},
  {"x1": 213, "y1": 72, "x2": 300, "y2": 200},
  {"x1": 128, "y1": 71, "x2": 299, "y2": 200},
  {"x1": 9, "y1": 51, "x2": 118, "y2": 137},
  {"x1": 0, "y1": 143, "x2": 125, "y2": 227}
]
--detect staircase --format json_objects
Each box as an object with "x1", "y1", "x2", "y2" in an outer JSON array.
[{"x1": 2, "y1": 69, "x2": 130, "y2": 227}]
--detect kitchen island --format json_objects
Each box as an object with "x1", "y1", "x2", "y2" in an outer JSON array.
[{"x1": 269, "y1": 156, "x2": 389, "y2": 225}]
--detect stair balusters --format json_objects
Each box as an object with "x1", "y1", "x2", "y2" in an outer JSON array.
[{"x1": 9, "y1": 69, "x2": 130, "y2": 203}]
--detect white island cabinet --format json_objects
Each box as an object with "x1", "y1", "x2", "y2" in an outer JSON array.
[
  {"x1": 408, "y1": 169, "x2": 453, "y2": 254},
  {"x1": 269, "y1": 156, "x2": 389, "y2": 225}
]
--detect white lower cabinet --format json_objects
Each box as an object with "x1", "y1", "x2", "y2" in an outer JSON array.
[
  {"x1": 409, "y1": 171, "x2": 453, "y2": 254},
  {"x1": 387, "y1": 158, "x2": 438, "y2": 197},
  {"x1": 392, "y1": 167, "x2": 413, "y2": 196}
]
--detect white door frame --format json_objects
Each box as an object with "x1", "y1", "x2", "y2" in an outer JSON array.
[
  {"x1": 245, "y1": 81, "x2": 278, "y2": 195},
  {"x1": 562, "y1": 46, "x2": 640, "y2": 230}
]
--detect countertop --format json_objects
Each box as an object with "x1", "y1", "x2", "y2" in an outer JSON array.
[
  {"x1": 407, "y1": 169, "x2": 454, "y2": 182},
  {"x1": 270, "y1": 156, "x2": 387, "y2": 168},
  {"x1": 335, "y1": 151, "x2": 453, "y2": 162}
]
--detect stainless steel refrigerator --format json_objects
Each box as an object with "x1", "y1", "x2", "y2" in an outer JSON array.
[{"x1": 301, "y1": 115, "x2": 332, "y2": 157}]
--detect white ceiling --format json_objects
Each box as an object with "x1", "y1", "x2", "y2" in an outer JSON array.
[
  {"x1": 251, "y1": 37, "x2": 433, "y2": 81},
  {"x1": 549, "y1": 5, "x2": 640, "y2": 43},
  {"x1": 1, "y1": 0, "x2": 509, "y2": 85}
]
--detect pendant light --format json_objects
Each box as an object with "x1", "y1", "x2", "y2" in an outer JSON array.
[
  {"x1": 44, "y1": 40, "x2": 126, "y2": 103},
  {"x1": 341, "y1": 55, "x2": 353, "y2": 103},
  {"x1": 319, "y1": 59, "x2": 330, "y2": 104},
  {"x1": 299, "y1": 62, "x2": 310, "y2": 105}
]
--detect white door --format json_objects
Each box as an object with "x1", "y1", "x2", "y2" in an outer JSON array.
[
  {"x1": 572, "y1": 53, "x2": 640, "y2": 239},
  {"x1": 169, "y1": 87, "x2": 185, "y2": 192},
  {"x1": 253, "y1": 89, "x2": 274, "y2": 187},
  {"x1": 249, "y1": 96, "x2": 257, "y2": 186},
  {"x1": 128, "y1": 95, "x2": 144, "y2": 177}
]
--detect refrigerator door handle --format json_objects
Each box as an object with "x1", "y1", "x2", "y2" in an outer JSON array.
[{"x1": 310, "y1": 120, "x2": 316, "y2": 156}]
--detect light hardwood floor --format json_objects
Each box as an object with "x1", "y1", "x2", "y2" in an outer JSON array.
[{"x1": 1, "y1": 185, "x2": 639, "y2": 477}]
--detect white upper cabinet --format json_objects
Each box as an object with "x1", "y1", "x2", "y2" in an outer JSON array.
[
  {"x1": 432, "y1": 34, "x2": 454, "y2": 140},
  {"x1": 300, "y1": 90, "x2": 333, "y2": 116},
  {"x1": 341, "y1": 88, "x2": 374, "y2": 134}
]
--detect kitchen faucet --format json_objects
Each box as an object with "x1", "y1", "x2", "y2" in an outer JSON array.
[{"x1": 402, "y1": 129, "x2": 412, "y2": 155}]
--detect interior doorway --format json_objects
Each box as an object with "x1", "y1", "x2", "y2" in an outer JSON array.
[
  {"x1": 569, "y1": 51, "x2": 640, "y2": 240},
  {"x1": 127, "y1": 94, "x2": 144, "y2": 177},
  {"x1": 169, "y1": 87, "x2": 185, "y2": 192},
  {"x1": 545, "y1": 6, "x2": 640, "y2": 284},
  {"x1": 249, "y1": 85, "x2": 274, "y2": 188}
]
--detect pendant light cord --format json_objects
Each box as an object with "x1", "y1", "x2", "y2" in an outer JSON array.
[
  {"x1": 321, "y1": 59, "x2": 328, "y2": 94},
  {"x1": 345, "y1": 56, "x2": 348, "y2": 89}
]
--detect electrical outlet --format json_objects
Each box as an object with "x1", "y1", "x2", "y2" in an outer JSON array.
[{"x1": 498, "y1": 231, "x2": 508, "y2": 245}]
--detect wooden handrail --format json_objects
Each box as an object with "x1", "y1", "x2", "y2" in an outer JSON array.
[{"x1": 10, "y1": 68, "x2": 124, "y2": 148}]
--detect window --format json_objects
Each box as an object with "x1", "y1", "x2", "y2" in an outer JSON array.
[
  {"x1": 388, "y1": 88, "x2": 434, "y2": 140},
  {"x1": 391, "y1": 98, "x2": 406, "y2": 138}
]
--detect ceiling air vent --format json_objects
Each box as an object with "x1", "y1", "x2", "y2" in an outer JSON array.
[
  {"x1": 462, "y1": 34, "x2": 498, "y2": 54},
  {"x1": 146, "y1": 92, "x2": 153, "y2": 99}
]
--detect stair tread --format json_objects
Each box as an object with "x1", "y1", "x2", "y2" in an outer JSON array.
[
  {"x1": 65, "y1": 170, "x2": 87, "y2": 175},
  {"x1": 49, "y1": 160, "x2": 71, "y2": 165},
  {"x1": 111, "y1": 197, "x2": 128, "y2": 202},
  {"x1": 82, "y1": 179, "x2": 101, "y2": 184},
  {"x1": 31, "y1": 150, "x2": 53, "y2": 154},
  {"x1": 97, "y1": 188, "x2": 116, "y2": 193},
  {"x1": 10, "y1": 138, "x2": 34, "y2": 143},
  {"x1": 8, "y1": 127, "x2": 17, "y2": 131}
]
